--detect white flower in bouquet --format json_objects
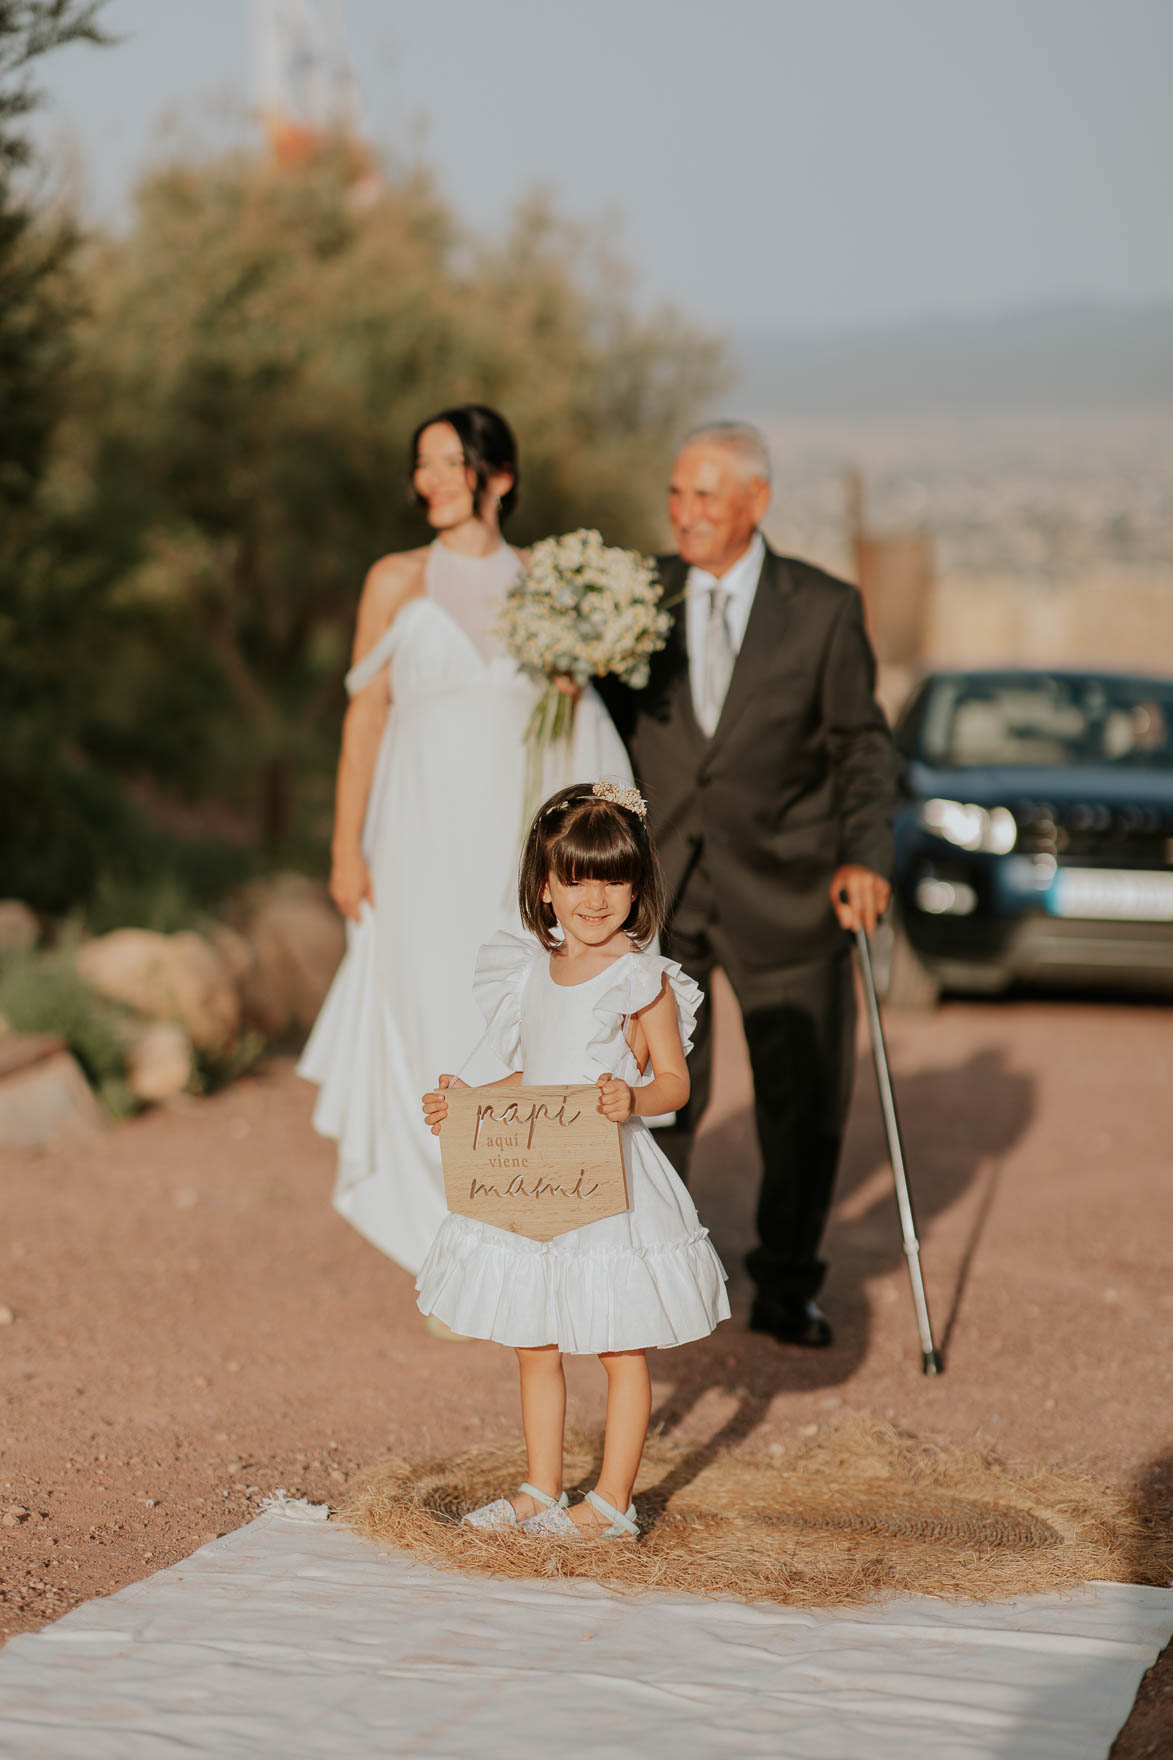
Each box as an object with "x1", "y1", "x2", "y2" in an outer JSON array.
[
  {"x1": 498, "y1": 529, "x2": 672, "y2": 822},
  {"x1": 501, "y1": 528, "x2": 670, "y2": 689}
]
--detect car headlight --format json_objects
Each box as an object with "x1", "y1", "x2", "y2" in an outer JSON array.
[{"x1": 918, "y1": 798, "x2": 1017, "y2": 854}]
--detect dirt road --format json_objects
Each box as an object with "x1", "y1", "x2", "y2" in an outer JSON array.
[{"x1": 2, "y1": 979, "x2": 1170, "y2": 1752}]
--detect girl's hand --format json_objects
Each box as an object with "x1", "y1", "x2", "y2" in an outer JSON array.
[
  {"x1": 422, "y1": 1073, "x2": 467, "y2": 1136},
  {"x1": 553, "y1": 673, "x2": 583, "y2": 702},
  {"x1": 330, "y1": 846, "x2": 373, "y2": 923},
  {"x1": 596, "y1": 1072, "x2": 634, "y2": 1123}
]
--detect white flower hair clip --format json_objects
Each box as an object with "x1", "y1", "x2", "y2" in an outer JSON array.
[{"x1": 591, "y1": 779, "x2": 648, "y2": 821}]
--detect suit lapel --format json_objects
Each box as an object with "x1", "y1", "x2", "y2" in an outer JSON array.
[{"x1": 706, "y1": 546, "x2": 797, "y2": 756}]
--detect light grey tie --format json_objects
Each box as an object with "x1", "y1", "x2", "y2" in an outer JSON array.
[{"x1": 699, "y1": 583, "x2": 735, "y2": 737}]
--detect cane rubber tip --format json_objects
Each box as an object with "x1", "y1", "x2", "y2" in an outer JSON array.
[{"x1": 922, "y1": 1349, "x2": 945, "y2": 1376}]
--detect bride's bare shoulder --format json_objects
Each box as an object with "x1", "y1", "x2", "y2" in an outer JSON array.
[
  {"x1": 349, "y1": 547, "x2": 428, "y2": 661},
  {"x1": 363, "y1": 546, "x2": 429, "y2": 613},
  {"x1": 356, "y1": 546, "x2": 428, "y2": 625}
]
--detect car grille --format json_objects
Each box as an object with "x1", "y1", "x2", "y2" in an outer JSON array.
[{"x1": 1011, "y1": 799, "x2": 1173, "y2": 865}]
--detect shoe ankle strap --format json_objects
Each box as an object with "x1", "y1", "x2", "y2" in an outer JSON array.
[
  {"x1": 585, "y1": 1490, "x2": 639, "y2": 1535},
  {"x1": 519, "y1": 1482, "x2": 566, "y2": 1509}
]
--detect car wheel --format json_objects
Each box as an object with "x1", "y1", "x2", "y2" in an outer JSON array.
[{"x1": 878, "y1": 917, "x2": 941, "y2": 1011}]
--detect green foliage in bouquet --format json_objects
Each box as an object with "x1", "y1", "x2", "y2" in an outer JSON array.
[{"x1": 500, "y1": 528, "x2": 672, "y2": 825}]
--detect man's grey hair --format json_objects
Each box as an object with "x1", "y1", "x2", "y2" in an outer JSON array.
[{"x1": 681, "y1": 420, "x2": 772, "y2": 486}]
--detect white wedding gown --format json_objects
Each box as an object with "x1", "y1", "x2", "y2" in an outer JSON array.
[{"x1": 298, "y1": 540, "x2": 634, "y2": 1276}]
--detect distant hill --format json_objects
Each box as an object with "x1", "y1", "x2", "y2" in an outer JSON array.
[{"x1": 727, "y1": 302, "x2": 1173, "y2": 418}]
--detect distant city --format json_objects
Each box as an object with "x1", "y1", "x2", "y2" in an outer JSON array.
[
  {"x1": 753, "y1": 411, "x2": 1173, "y2": 586},
  {"x1": 722, "y1": 303, "x2": 1173, "y2": 591}
]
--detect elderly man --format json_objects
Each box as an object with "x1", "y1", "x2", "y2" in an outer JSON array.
[{"x1": 606, "y1": 422, "x2": 898, "y2": 1347}]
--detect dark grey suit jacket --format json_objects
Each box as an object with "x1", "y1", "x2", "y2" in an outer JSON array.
[{"x1": 602, "y1": 543, "x2": 899, "y2": 970}]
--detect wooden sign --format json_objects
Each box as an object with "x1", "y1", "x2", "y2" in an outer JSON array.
[{"x1": 439, "y1": 1085, "x2": 628, "y2": 1242}]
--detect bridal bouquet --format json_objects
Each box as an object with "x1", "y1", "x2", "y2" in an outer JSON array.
[{"x1": 498, "y1": 528, "x2": 671, "y2": 819}]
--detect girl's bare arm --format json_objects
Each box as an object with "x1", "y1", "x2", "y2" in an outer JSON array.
[{"x1": 598, "y1": 978, "x2": 688, "y2": 1122}]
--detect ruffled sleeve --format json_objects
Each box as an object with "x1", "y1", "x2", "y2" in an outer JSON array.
[
  {"x1": 586, "y1": 949, "x2": 704, "y2": 1077},
  {"x1": 471, "y1": 931, "x2": 540, "y2": 1070}
]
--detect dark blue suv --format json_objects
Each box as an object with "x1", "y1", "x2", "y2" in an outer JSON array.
[{"x1": 884, "y1": 668, "x2": 1173, "y2": 1005}]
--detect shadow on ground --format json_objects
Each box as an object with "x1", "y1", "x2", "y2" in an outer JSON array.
[{"x1": 644, "y1": 1030, "x2": 1035, "y2": 1505}]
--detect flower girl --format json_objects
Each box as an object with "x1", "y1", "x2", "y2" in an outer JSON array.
[{"x1": 418, "y1": 781, "x2": 729, "y2": 1541}]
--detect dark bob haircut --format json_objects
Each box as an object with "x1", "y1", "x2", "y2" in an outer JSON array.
[
  {"x1": 519, "y1": 783, "x2": 667, "y2": 953},
  {"x1": 410, "y1": 404, "x2": 519, "y2": 523}
]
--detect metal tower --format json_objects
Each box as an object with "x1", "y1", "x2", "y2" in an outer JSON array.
[{"x1": 251, "y1": 0, "x2": 362, "y2": 168}]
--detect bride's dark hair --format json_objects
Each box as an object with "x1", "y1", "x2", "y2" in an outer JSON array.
[{"x1": 410, "y1": 404, "x2": 519, "y2": 522}]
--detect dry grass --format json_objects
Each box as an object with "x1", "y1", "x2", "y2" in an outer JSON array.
[{"x1": 337, "y1": 1414, "x2": 1173, "y2": 1610}]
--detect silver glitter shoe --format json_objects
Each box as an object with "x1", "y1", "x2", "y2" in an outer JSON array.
[
  {"x1": 460, "y1": 1482, "x2": 568, "y2": 1531},
  {"x1": 521, "y1": 1491, "x2": 639, "y2": 1541},
  {"x1": 519, "y1": 1500, "x2": 580, "y2": 1537}
]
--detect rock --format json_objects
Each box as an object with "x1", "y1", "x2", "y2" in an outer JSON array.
[
  {"x1": 227, "y1": 873, "x2": 344, "y2": 1036},
  {"x1": 0, "y1": 900, "x2": 38, "y2": 953},
  {"x1": 127, "y1": 1020, "x2": 192, "y2": 1103},
  {"x1": 0, "y1": 1036, "x2": 106, "y2": 1146},
  {"x1": 207, "y1": 923, "x2": 254, "y2": 986},
  {"x1": 76, "y1": 930, "x2": 240, "y2": 1054}
]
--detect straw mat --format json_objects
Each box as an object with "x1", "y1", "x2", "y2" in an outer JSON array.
[{"x1": 339, "y1": 1415, "x2": 1172, "y2": 1609}]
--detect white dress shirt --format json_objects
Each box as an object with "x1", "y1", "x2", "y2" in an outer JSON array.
[{"x1": 686, "y1": 529, "x2": 766, "y2": 730}]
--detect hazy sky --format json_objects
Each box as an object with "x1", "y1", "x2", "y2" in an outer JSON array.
[{"x1": 26, "y1": 0, "x2": 1173, "y2": 334}]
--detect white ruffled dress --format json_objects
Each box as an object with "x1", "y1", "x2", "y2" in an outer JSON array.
[{"x1": 415, "y1": 932, "x2": 731, "y2": 1355}]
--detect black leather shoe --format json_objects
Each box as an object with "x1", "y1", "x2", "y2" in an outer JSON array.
[{"x1": 749, "y1": 1299, "x2": 833, "y2": 1348}]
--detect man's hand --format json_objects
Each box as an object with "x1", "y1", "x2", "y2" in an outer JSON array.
[
  {"x1": 596, "y1": 1072, "x2": 634, "y2": 1123},
  {"x1": 830, "y1": 865, "x2": 891, "y2": 937}
]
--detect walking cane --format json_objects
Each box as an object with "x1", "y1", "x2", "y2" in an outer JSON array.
[{"x1": 849, "y1": 915, "x2": 944, "y2": 1376}]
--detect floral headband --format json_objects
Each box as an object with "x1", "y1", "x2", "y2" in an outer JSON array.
[
  {"x1": 543, "y1": 779, "x2": 649, "y2": 822},
  {"x1": 589, "y1": 779, "x2": 648, "y2": 820}
]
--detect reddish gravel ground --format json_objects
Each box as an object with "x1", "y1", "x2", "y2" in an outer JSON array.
[{"x1": 1, "y1": 977, "x2": 1171, "y2": 1753}]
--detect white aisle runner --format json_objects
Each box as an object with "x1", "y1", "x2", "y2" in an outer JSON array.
[{"x1": 0, "y1": 1500, "x2": 1169, "y2": 1760}]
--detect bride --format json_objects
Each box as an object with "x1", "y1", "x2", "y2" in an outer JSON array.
[{"x1": 299, "y1": 405, "x2": 633, "y2": 1285}]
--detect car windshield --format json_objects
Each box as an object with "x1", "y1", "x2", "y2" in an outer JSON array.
[{"x1": 913, "y1": 674, "x2": 1173, "y2": 770}]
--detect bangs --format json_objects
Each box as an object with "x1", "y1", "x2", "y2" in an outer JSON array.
[{"x1": 548, "y1": 812, "x2": 642, "y2": 888}]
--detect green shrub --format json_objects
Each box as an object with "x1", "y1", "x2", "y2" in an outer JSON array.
[
  {"x1": 85, "y1": 839, "x2": 259, "y2": 936},
  {"x1": 0, "y1": 948, "x2": 136, "y2": 1116},
  {"x1": 0, "y1": 751, "x2": 261, "y2": 927},
  {"x1": 191, "y1": 1029, "x2": 268, "y2": 1096}
]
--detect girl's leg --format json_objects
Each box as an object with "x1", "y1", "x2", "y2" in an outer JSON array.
[
  {"x1": 569, "y1": 1349, "x2": 651, "y2": 1534},
  {"x1": 512, "y1": 1345, "x2": 566, "y2": 1519}
]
